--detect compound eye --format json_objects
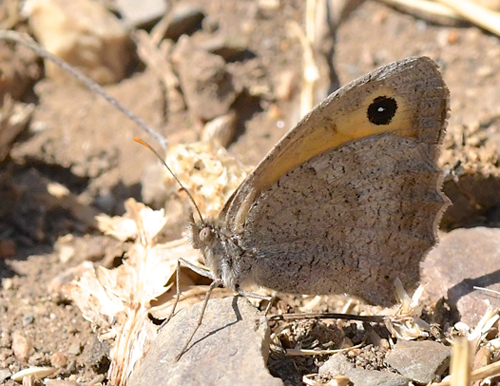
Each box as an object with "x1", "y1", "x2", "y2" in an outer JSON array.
[{"x1": 199, "y1": 227, "x2": 212, "y2": 243}]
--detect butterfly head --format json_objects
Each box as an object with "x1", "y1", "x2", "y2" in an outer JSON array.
[
  {"x1": 186, "y1": 214, "x2": 246, "y2": 291},
  {"x1": 187, "y1": 214, "x2": 225, "y2": 278}
]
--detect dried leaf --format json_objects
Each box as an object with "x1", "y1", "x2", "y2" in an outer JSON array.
[
  {"x1": 385, "y1": 279, "x2": 429, "y2": 339},
  {"x1": 65, "y1": 199, "x2": 202, "y2": 386}
]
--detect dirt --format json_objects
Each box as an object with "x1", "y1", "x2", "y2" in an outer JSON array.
[{"x1": 1, "y1": 0, "x2": 500, "y2": 385}]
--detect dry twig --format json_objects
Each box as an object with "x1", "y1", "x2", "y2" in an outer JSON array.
[
  {"x1": 436, "y1": 0, "x2": 500, "y2": 35},
  {"x1": 380, "y1": 0, "x2": 500, "y2": 37}
]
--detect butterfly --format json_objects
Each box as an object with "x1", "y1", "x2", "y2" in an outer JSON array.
[{"x1": 187, "y1": 56, "x2": 449, "y2": 306}]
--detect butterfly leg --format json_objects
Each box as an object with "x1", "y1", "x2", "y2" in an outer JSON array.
[
  {"x1": 176, "y1": 278, "x2": 223, "y2": 361},
  {"x1": 162, "y1": 258, "x2": 214, "y2": 328}
]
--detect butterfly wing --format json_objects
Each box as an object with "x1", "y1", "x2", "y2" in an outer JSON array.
[{"x1": 220, "y1": 57, "x2": 449, "y2": 305}]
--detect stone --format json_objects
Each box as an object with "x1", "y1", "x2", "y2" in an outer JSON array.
[
  {"x1": 172, "y1": 37, "x2": 238, "y2": 121},
  {"x1": 196, "y1": 33, "x2": 251, "y2": 62},
  {"x1": 385, "y1": 340, "x2": 450, "y2": 384},
  {"x1": 114, "y1": 0, "x2": 167, "y2": 29},
  {"x1": 421, "y1": 227, "x2": 500, "y2": 326},
  {"x1": 319, "y1": 353, "x2": 410, "y2": 386},
  {"x1": 11, "y1": 331, "x2": 34, "y2": 363},
  {"x1": 50, "y1": 352, "x2": 68, "y2": 368},
  {"x1": 128, "y1": 297, "x2": 283, "y2": 386},
  {"x1": 164, "y1": 4, "x2": 205, "y2": 41},
  {"x1": 23, "y1": 0, "x2": 134, "y2": 84}
]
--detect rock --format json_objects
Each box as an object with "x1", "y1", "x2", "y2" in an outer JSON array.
[
  {"x1": 196, "y1": 33, "x2": 251, "y2": 62},
  {"x1": 201, "y1": 111, "x2": 238, "y2": 148},
  {"x1": 385, "y1": 340, "x2": 450, "y2": 384},
  {"x1": 114, "y1": 0, "x2": 167, "y2": 29},
  {"x1": 172, "y1": 37, "x2": 238, "y2": 121},
  {"x1": 164, "y1": 3, "x2": 205, "y2": 41},
  {"x1": 0, "y1": 329, "x2": 11, "y2": 347},
  {"x1": 421, "y1": 227, "x2": 500, "y2": 326},
  {"x1": 1, "y1": 278, "x2": 13, "y2": 291},
  {"x1": 22, "y1": 313, "x2": 35, "y2": 327},
  {"x1": 67, "y1": 342, "x2": 81, "y2": 356},
  {"x1": 11, "y1": 331, "x2": 34, "y2": 363},
  {"x1": 319, "y1": 353, "x2": 410, "y2": 386},
  {"x1": 128, "y1": 297, "x2": 283, "y2": 386},
  {"x1": 22, "y1": 0, "x2": 134, "y2": 84},
  {"x1": 50, "y1": 352, "x2": 68, "y2": 368}
]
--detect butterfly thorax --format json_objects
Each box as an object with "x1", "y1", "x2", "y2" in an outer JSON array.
[{"x1": 187, "y1": 217, "x2": 250, "y2": 291}]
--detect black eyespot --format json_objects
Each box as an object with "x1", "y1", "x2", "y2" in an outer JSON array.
[{"x1": 367, "y1": 96, "x2": 397, "y2": 125}]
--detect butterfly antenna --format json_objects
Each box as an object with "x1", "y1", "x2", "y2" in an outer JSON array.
[
  {"x1": 134, "y1": 138, "x2": 205, "y2": 223},
  {"x1": 0, "y1": 30, "x2": 169, "y2": 153}
]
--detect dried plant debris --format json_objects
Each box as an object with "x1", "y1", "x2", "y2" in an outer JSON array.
[
  {"x1": 133, "y1": 30, "x2": 186, "y2": 115},
  {"x1": 379, "y1": 0, "x2": 500, "y2": 36},
  {"x1": 63, "y1": 199, "x2": 205, "y2": 386},
  {"x1": 432, "y1": 307, "x2": 500, "y2": 385},
  {"x1": 385, "y1": 279, "x2": 430, "y2": 340},
  {"x1": 164, "y1": 140, "x2": 252, "y2": 218}
]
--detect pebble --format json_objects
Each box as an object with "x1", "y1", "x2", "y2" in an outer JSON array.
[
  {"x1": 23, "y1": 313, "x2": 35, "y2": 327},
  {"x1": 385, "y1": 340, "x2": 450, "y2": 384},
  {"x1": 172, "y1": 37, "x2": 238, "y2": 121},
  {"x1": 319, "y1": 353, "x2": 410, "y2": 386},
  {"x1": 201, "y1": 111, "x2": 238, "y2": 148},
  {"x1": 50, "y1": 352, "x2": 68, "y2": 368},
  {"x1": 2, "y1": 278, "x2": 13, "y2": 291},
  {"x1": 0, "y1": 330, "x2": 11, "y2": 347},
  {"x1": 67, "y1": 342, "x2": 82, "y2": 356},
  {"x1": 11, "y1": 331, "x2": 34, "y2": 363}
]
